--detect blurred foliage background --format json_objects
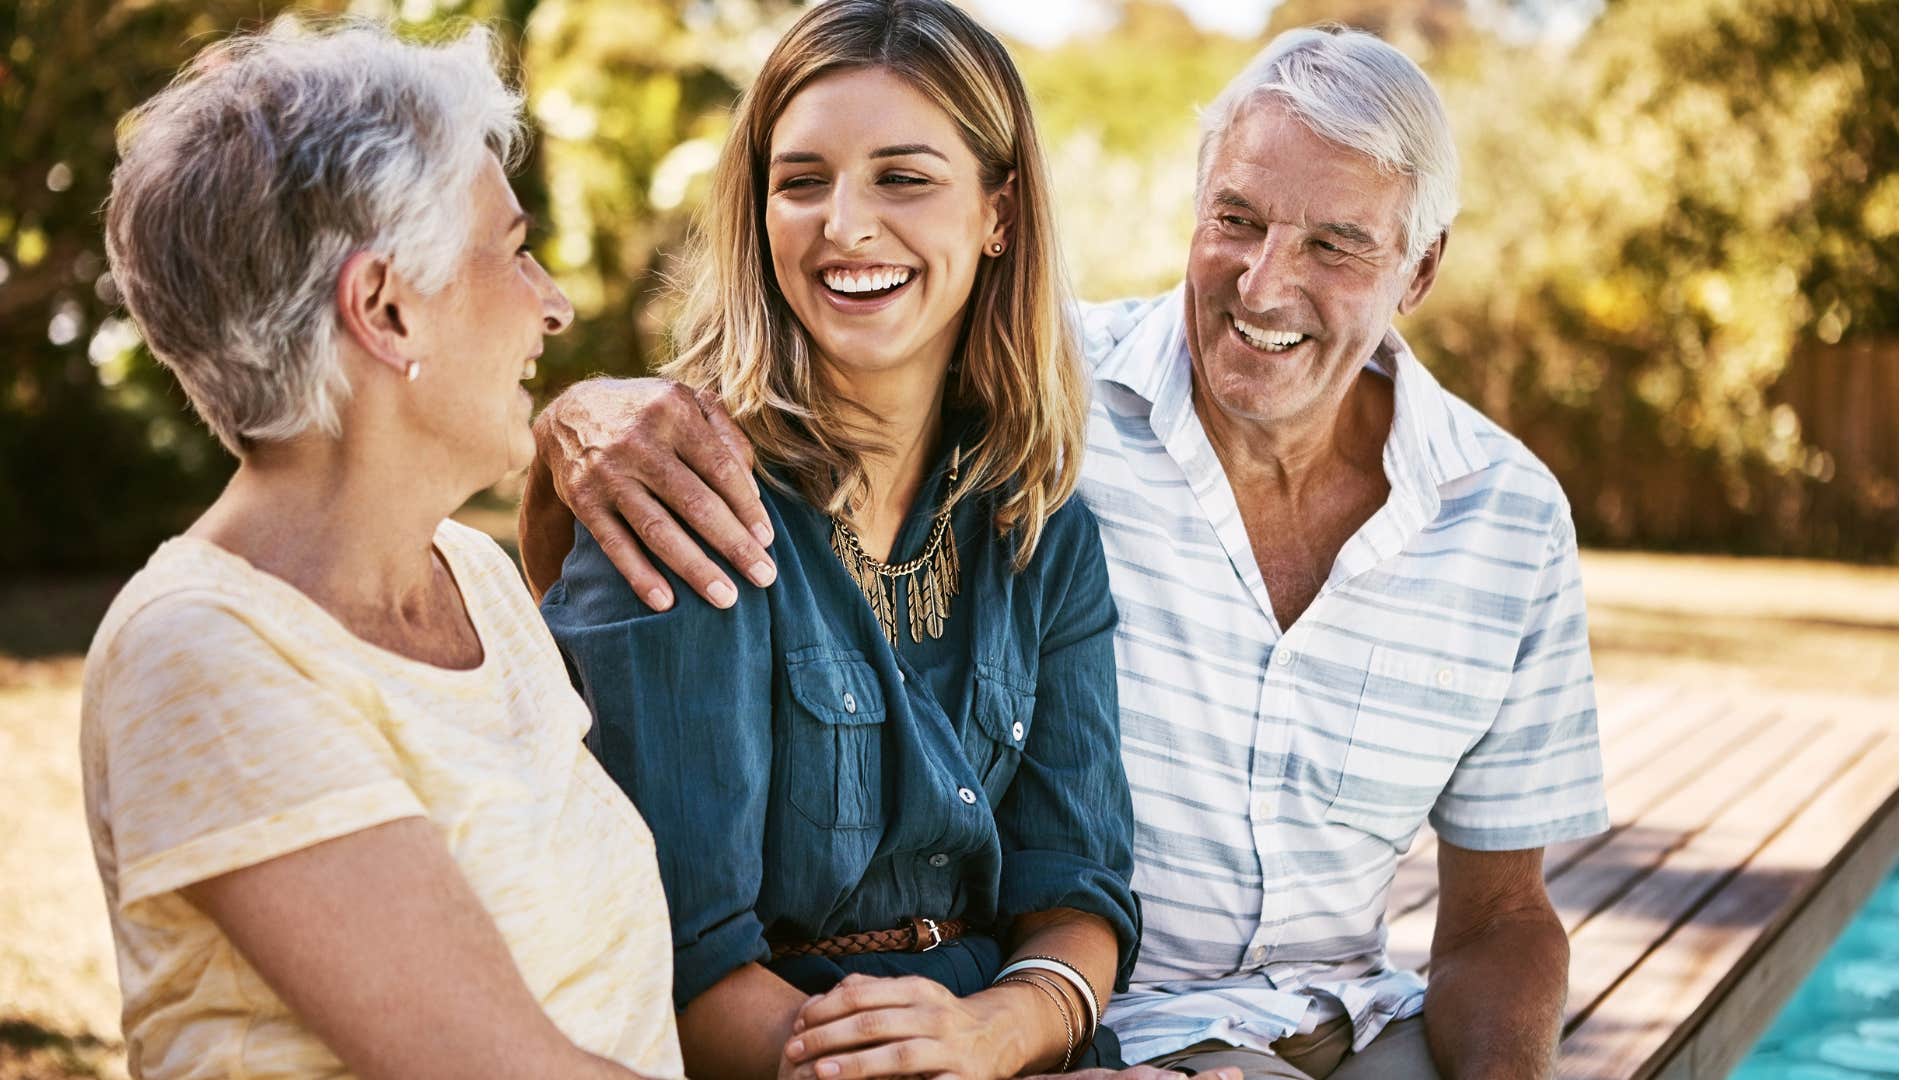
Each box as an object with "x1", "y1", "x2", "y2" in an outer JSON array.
[{"x1": 0, "y1": 0, "x2": 1897, "y2": 575}]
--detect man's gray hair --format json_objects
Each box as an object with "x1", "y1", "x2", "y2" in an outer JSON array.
[
  {"x1": 1196, "y1": 26, "x2": 1459, "y2": 269},
  {"x1": 104, "y1": 17, "x2": 526, "y2": 456}
]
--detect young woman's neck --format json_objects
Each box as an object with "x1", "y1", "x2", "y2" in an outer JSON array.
[{"x1": 825, "y1": 355, "x2": 950, "y2": 553}]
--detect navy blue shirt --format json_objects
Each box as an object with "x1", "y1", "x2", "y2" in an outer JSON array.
[{"x1": 542, "y1": 442, "x2": 1139, "y2": 1013}]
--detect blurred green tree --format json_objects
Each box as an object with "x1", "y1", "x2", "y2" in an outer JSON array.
[
  {"x1": 1406, "y1": 0, "x2": 1897, "y2": 555},
  {"x1": 0, "y1": 0, "x2": 797, "y2": 574}
]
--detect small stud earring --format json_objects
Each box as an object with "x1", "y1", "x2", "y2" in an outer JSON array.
[
  {"x1": 404, "y1": 360, "x2": 420, "y2": 382},
  {"x1": 988, "y1": 241, "x2": 1005, "y2": 256}
]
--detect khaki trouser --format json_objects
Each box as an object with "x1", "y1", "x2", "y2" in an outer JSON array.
[{"x1": 1145, "y1": 1013, "x2": 1439, "y2": 1080}]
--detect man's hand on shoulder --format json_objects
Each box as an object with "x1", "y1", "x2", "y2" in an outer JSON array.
[{"x1": 519, "y1": 377, "x2": 775, "y2": 607}]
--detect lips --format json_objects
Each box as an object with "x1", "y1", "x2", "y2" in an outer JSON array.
[
  {"x1": 813, "y1": 263, "x2": 918, "y2": 313},
  {"x1": 1230, "y1": 315, "x2": 1308, "y2": 354},
  {"x1": 820, "y1": 264, "x2": 915, "y2": 296}
]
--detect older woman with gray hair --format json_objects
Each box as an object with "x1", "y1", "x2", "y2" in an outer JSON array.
[{"x1": 81, "y1": 19, "x2": 683, "y2": 1080}]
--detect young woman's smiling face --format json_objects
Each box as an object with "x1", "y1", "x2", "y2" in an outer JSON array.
[{"x1": 764, "y1": 66, "x2": 1009, "y2": 388}]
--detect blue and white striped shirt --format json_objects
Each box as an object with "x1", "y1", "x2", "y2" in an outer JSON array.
[{"x1": 1076, "y1": 292, "x2": 1609, "y2": 1062}]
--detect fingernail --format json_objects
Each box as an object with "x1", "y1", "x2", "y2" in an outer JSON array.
[
  {"x1": 646, "y1": 588, "x2": 671, "y2": 611},
  {"x1": 753, "y1": 522, "x2": 775, "y2": 546},
  {"x1": 705, "y1": 580, "x2": 738, "y2": 607},
  {"x1": 748, "y1": 561, "x2": 776, "y2": 587},
  {"x1": 786, "y1": 1039, "x2": 805, "y2": 1060},
  {"x1": 817, "y1": 1062, "x2": 840, "y2": 1079}
]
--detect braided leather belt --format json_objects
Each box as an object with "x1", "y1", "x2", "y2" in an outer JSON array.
[{"x1": 768, "y1": 917, "x2": 968, "y2": 960}]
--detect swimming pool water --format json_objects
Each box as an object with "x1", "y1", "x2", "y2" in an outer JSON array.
[{"x1": 1727, "y1": 866, "x2": 1897, "y2": 1079}]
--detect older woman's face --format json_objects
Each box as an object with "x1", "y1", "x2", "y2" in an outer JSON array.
[
  {"x1": 764, "y1": 66, "x2": 1008, "y2": 387},
  {"x1": 413, "y1": 158, "x2": 573, "y2": 477}
]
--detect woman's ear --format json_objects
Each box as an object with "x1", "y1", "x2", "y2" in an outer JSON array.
[
  {"x1": 984, "y1": 169, "x2": 1017, "y2": 255},
  {"x1": 336, "y1": 252, "x2": 421, "y2": 379}
]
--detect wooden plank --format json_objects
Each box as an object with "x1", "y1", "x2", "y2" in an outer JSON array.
[
  {"x1": 1555, "y1": 719, "x2": 1878, "y2": 1020},
  {"x1": 1385, "y1": 687, "x2": 1746, "y2": 925},
  {"x1": 1386, "y1": 697, "x2": 1794, "y2": 970},
  {"x1": 1646, "y1": 800, "x2": 1896, "y2": 1080},
  {"x1": 1554, "y1": 731, "x2": 1897, "y2": 1079}
]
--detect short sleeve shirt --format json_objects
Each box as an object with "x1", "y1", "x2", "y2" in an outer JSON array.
[
  {"x1": 79, "y1": 520, "x2": 684, "y2": 1079},
  {"x1": 1076, "y1": 292, "x2": 1610, "y2": 1061}
]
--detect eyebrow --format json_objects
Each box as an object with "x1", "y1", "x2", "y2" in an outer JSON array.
[
  {"x1": 771, "y1": 144, "x2": 951, "y2": 166},
  {"x1": 504, "y1": 211, "x2": 535, "y2": 237},
  {"x1": 1321, "y1": 221, "x2": 1379, "y2": 247},
  {"x1": 1210, "y1": 188, "x2": 1381, "y2": 247},
  {"x1": 1210, "y1": 190, "x2": 1259, "y2": 214},
  {"x1": 870, "y1": 143, "x2": 948, "y2": 162}
]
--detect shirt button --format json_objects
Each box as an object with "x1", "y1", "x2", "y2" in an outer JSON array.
[
  {"x1": 929, "y1": 852, "x2": 950, "y2": 868},
  {"x1": 1256, "y1": 797, "x2": 1278, "y2": 819},
  {"x1": 957, "y1": 787, "x2": 978, "y2": 805},
  {"x1": 1275, "y1": 648, "x2": 1294, "y2": 666},
  {"x1": 1011, "y1": 720, "x2": 1026, "y2": 742},
  {"x1": 1435, "y1": 668, "x2": 1454, "y2": 688},
  {"x1": 897, "y1": 667, "x2": 907, "y2": 683},
  {"x1": 842, "y1": 691, "x2": 858, "y2": 712}
]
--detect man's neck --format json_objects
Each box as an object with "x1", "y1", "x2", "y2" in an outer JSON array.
[{"x1": 1194, "y1": 365, "x2": 1394, "y2": 500}]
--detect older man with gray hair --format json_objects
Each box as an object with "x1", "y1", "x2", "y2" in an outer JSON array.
[{"x1": 523, "y1": 24, "x2": 1606, "y2": 1080}]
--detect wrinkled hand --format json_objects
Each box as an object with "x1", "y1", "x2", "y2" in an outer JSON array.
[
  {"x1": 533, "y1": 376, "x2": 773, "y2": 609},
  {"x1": 781, "y1": 973, "x2": 1034, "y2": 1080}
]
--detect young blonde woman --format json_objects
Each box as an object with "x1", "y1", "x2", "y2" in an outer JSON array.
[{"x1": 535, "y1": 3, "x2": 1191, "y2": 1078}]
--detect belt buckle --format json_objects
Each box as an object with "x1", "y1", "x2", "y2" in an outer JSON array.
[{"x1": 915, "y1": 917, "x2": 943, "y2": 952}]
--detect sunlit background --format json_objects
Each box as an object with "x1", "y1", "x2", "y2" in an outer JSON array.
[{"x1": 0, "y1": 1, "x2": 1898, "y2": 1077}]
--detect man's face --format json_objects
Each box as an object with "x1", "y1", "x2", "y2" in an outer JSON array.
[{"x1": 1184, "y1": 102, "x2": 1442, "y2": 429}]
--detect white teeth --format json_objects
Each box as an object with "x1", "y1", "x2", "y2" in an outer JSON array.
[
  {"x1": 1232, "y1": 317, "x2": 1304, "y2": 351},
  {"x1": 823, "y1": 267, "x2": 911, "y2": 294}
]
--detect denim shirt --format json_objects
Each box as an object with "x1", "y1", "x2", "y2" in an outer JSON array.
[{"x1": 541, "y1": 440, "x2": 1138, "y2": 1012}]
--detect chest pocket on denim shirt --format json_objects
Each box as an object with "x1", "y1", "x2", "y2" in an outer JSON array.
[
  {"x1": 1324, "y1": 644, "x2": 1507, "y2": 847},
  {"x1": 965, "y1": 663, "x2": 1034, "y2": 804},
  {"x1": 785, "y1": 650, "x2": 887, "y2": 830}
]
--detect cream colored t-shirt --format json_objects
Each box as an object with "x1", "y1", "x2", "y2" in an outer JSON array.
[{"x1": 80, "y1": 520, "x2": 685, "y2": 1079}]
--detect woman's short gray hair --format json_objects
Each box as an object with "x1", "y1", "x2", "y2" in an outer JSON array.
[
  {"x1": 1196, "y1": 26, "x2": 1459, "y2": 269},
  {"x1": 104, "y1": 17, "x2": 526, "y2": 456}
]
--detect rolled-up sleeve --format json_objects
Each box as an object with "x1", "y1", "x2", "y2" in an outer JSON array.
[
  {"x1": 994, "y1": 500, "x2": 1142, "y2": 986},
  {"x1": 543, "y1": 521, "x2": 776, "y2": 1009},
  {"x1": 1430, "y1": 512, "x2": 1610, "y2": 850}
]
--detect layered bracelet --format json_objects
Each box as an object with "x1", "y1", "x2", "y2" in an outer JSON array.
[
  {"x1": 996, "y1": 955, "x2": 1101, "y2": 1028},
  {"x1": 998, "y1": 972, "x2": 1080, "y2": 1071}
]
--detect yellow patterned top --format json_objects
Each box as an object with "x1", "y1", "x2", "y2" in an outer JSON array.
[{"x1": 80, "y1": 520, "x2": 685, "y2": 1079}]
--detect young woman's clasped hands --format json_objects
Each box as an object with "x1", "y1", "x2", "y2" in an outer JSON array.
[{"x1": 778, "y1": 973, "x2": 1241, "y2": 1080}]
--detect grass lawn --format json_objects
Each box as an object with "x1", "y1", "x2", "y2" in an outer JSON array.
[{"x1": 0, "y1": 534, "x2": 1895, "y2": 1079}]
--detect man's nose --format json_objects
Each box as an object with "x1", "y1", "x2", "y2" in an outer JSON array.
[
  {"x1": 1238, "y1": 228, "x2": 1300, "y2": 313},
  {"x1": 823, "y1": 181, "x2": 878, "y2": 251}
]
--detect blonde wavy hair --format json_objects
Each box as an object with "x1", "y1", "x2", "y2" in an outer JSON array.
[{"x1": 665, "y1": 0, "x2": 1085, "y2": 569}]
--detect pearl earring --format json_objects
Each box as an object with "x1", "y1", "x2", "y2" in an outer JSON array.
[
  {"x1": 988, "y1": 241, "x2": 1005, "y2": 256},
  {"x1": 405, "y1": 360, "x2": 420, "y2": 382}
]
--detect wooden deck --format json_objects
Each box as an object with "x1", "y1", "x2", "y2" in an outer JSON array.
[{"x1": 1384, "y1": 680, "x2": 1899, "y2": 1080}]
